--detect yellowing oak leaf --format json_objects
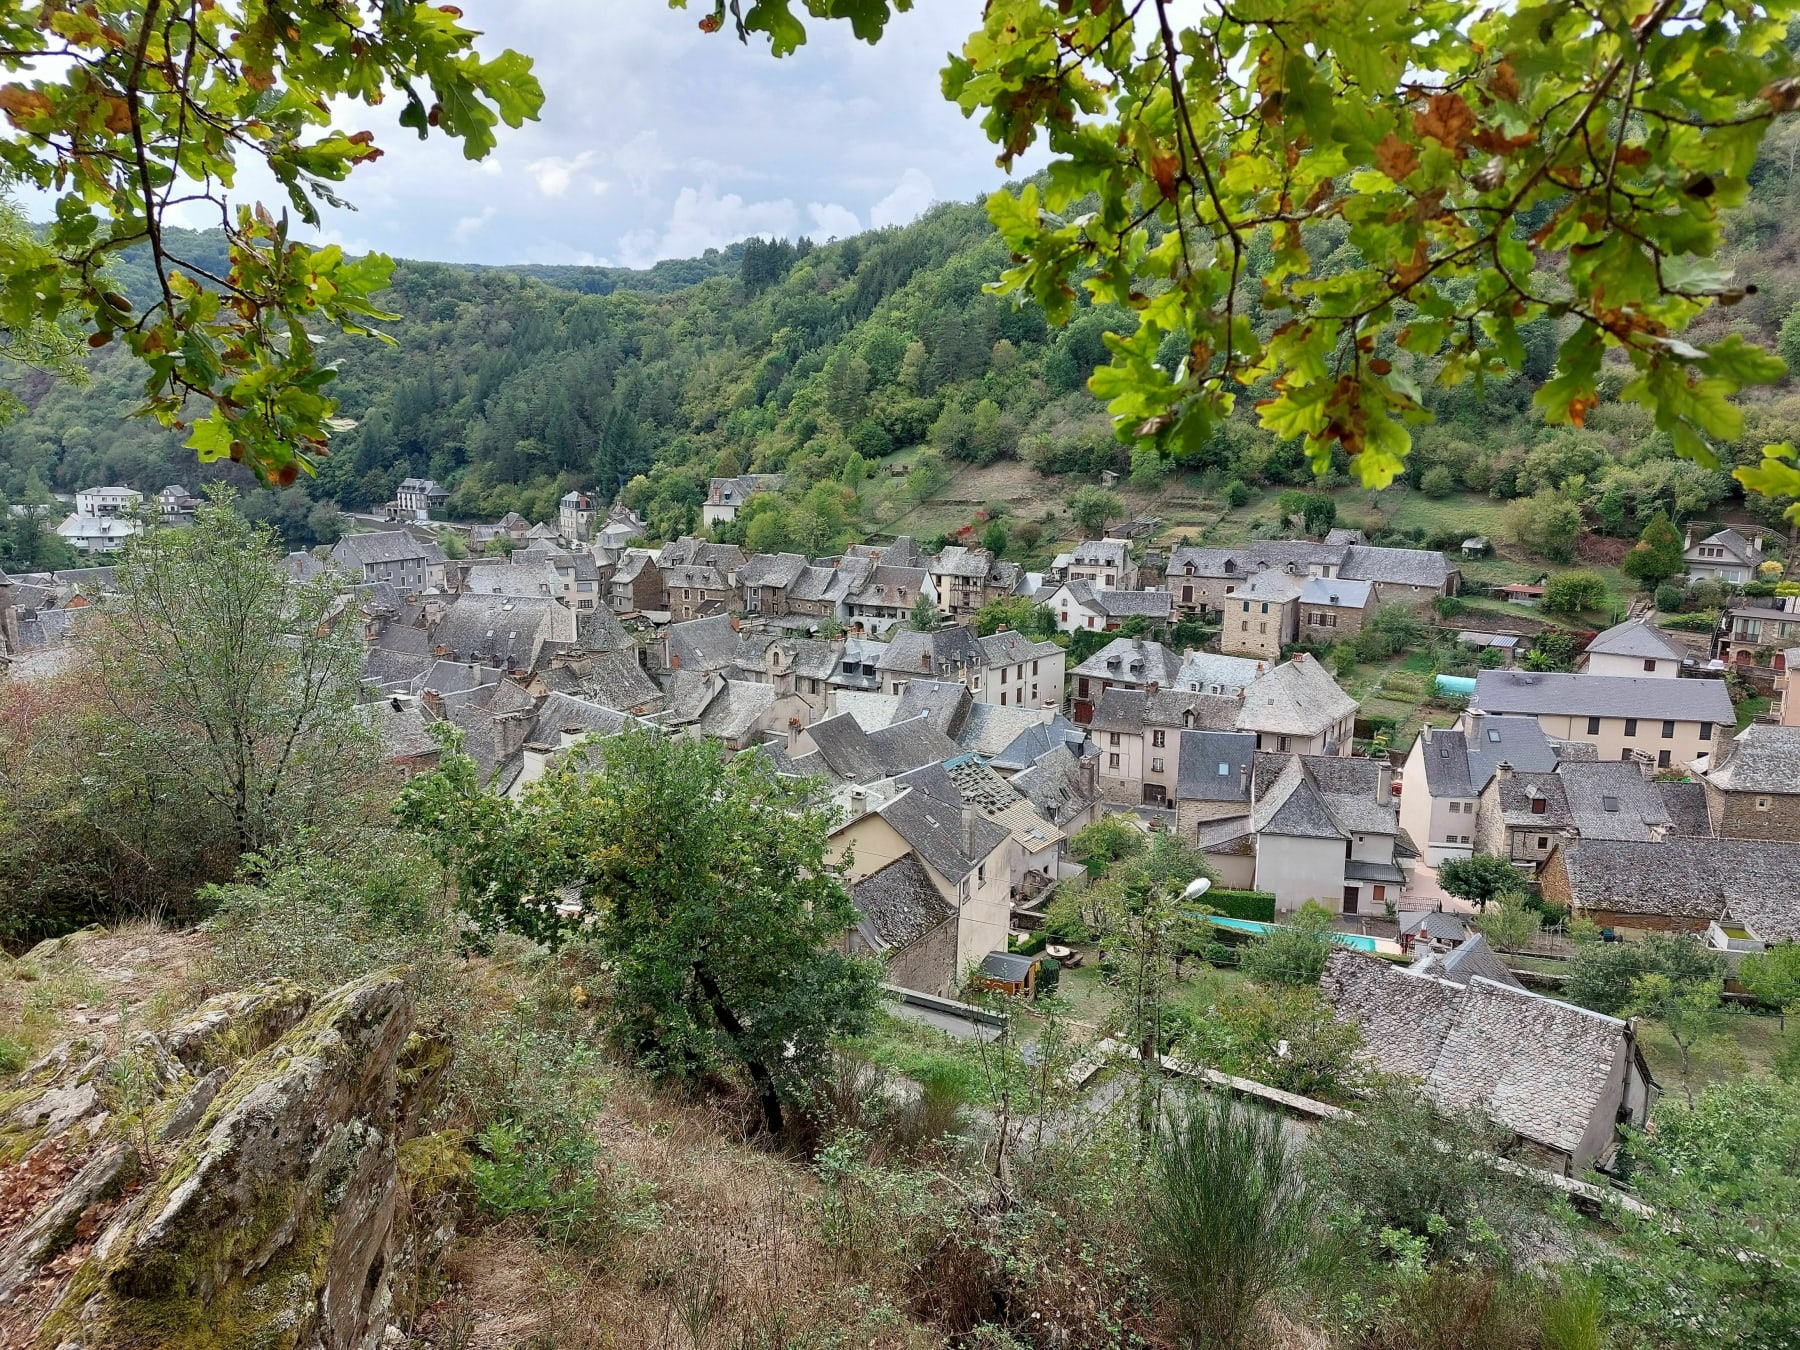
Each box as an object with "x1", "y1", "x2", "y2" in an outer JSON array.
[{"x1": 1414, "y1": 93, "x2": 1475, "y2": 156}]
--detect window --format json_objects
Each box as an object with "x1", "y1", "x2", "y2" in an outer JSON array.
[
  {"x1": 1182, "y1": 585, "x2": 1193, "y2": 602},
  {"x1": 1151, "y1": 757, "x2": 1164, "y2": 773},
  {"x1": 1260, "y1": 601, "x2": 1269, "y2": 614},
  {"x1": 1078, "y1": 678, "x2": 1090, "y2": 698},
  {"x1": 1152, "y1": 730, "x2": 1166, "y2": 747},
  {"x1": 1032, "y1": 660, "x2": 1039, "y2": 674},
  {"x1": 1109, "y1": 753, "x2": 1121, "y2": 769},
  {"x1": 1242, "y1": 600, "x2": 1250, "y2": 613},
  {"x1": 1620, "y1": 749, "x2": 1633, "y2": 761},
  {"x1": 1109, "y1": 732, "x2": 1121, "y2": 747},
  {"x1": 1531, "y1": 797, "x2": 1547, "y2": 815},
  {"x1": 1536, "y1": 836, "x2": 1548, "y2": 850},
  {"x1": 1449, "y1": 801, "x2": 1461, "y2": 814},
  {"x1": 1277, "y1": 735, "x2": 1290, "y2": 752},
  {"x1": 977, "y1": 863, "x2": 986, "y2": 884},
  {"x1": 1661, "y1": 719, "x2": 1675, "y2": 739},
  {"x1": 1658, "y1": 749, "x2": 1671, "y2": 768},
  {"x1": 1586, "y1": 716, "x2": 1601, "y2": 735},
  {"x1": 1624, "y1": 718, "x2": 1638, "y2": 736},
  {"x1": 1644, "y1": 658, "x2": 1657, "y2": 672},
  {"x1": 1000, "y1": 692, "x2": 1008, "y2": 706},
  {"x1": 1241, "y1": 620, "x2": 1249, "y2": 631},
  {"x1": 1700, "y1": 721, "x2": 1714, "y2": 741},
  {"x1": 1259, "y1": 622, "x2": 1268, "y2": 635}
]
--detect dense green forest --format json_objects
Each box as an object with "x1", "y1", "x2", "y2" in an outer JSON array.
[{"x1": 8, "y1": 140, "x2": 1800, "y2": 552}]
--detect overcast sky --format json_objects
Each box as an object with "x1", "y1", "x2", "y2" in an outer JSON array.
[{"x1": 166, "y1": 3, "x2": 1028, "y2": 270}]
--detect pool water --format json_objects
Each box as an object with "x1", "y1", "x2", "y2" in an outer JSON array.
[{"x1": 1204, "y1": 914, "x2": 1380, "y2": 952}]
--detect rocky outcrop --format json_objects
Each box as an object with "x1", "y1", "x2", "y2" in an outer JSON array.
[{"x1": 0, "y1": 970, "x2": 453, "y2": 1349}]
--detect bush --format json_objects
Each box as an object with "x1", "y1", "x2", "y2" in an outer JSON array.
[
  {"x1": 1654, "y1": 581, "x2": 1686, "y2": 613},
  {"x1": 1205, "y1": 888, "x2": 1277, "y2": 923},
  {"x1": 1434, "y1": 594, "x2": 1467, "y2": 618},
  {"x1": 1542, "y1": 570, "x2": 1608, "y2": 618},
  {"x1": 1184, "y1": 982, "x2": 1371, "y2": 1100},
  {"x1": 1225, "y1": 478, "x2": 1251, "y2": 508},
  {"x1": 1147, "y1": 1090, "x2": 1308, "y2": 1350},
  {"x1": 1239, "y1": 903, "x2": 1337, "y2": 985},
  {"x1": 1069, "y1": 815, "x2": 1143, "y2": 873},
  {"x1": 1420, "y1": 465, "x2": 1456, "y2": 498},
  {"x1": 1566, "y1": 933, "x2": 1721, "y2": 1015}
]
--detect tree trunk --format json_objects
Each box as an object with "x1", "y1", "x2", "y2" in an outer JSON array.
[{"x1": 693, "y1": 964, "x2": 784, "y2": 1135}]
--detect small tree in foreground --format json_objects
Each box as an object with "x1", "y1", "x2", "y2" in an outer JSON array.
[
  {"x1": 401, "y1": 729, "x2": 880, "y2": 1135},
  {"x1": 1542, "y1": 570, "x2": 1608, "y2": 618},
  {"x1": 1472, "y1": 895, "x2": 1541, "y2": 953},
  {"x1": 1238, "y1": 902, "x2": 1337, "y2": 986}
]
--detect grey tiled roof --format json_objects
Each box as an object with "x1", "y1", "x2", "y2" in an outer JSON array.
[
  {"x1": 870, "y1": 714, "x2": 964, "y2": 777},
  {"x1": 879, "y1": 781, "x2": 1010, "y2": 882},
  {"x1": 1010, "y1": 744, "x2": 1097, "y2": 826},
  {"x1": 1686, "y1": 527, "x2": 1757, "y2": 565},
  {"x1": 1072, "y1": 637, "x2": 1182, "y2": 686},
  {"x1": 808, "y1": 712, "x2": 892, "y2": 783},
  {"x1": 1094, "y1": 589, "x2": 1172, "y2": 619},
  {"x1": 1235, "y1": 569, "x2": 1305, "y2": 604},
  {"x1": 432, "y1": 595, "x2": 558, "y2": 667},
  {"x1": 1396, "y1": 910, "x2": 1471, "y2": 943},
  {"x1": 893, "y1": 679, "x2": 971, "y2": 738},
  {"x1": 1070, "y1": 539, "x2": 1129, "y2": 568},
  {"x1": 932, "y1": 544, "x2": 993, "y2": 580},
  {"x1": 846, "y1": 564, "x2": 929, "y2": 607},
  {"x1": 668, "y1": 614, "x2": 741, "y2": 673},
  {"x1": 878, "y1": 625, "x2": 983, "y2": 676},
  {"x1": 1657, "y1": 781, "x2": 1714, "y2": 837},
  {"x1": 852, "y1": 855, "x2": 955, "y2": 954},
  {"x1": 1461, "y1": 715, "x2": 1560, "y2": 788},
  {"x1": 1557, "y1": 761, "x2": 1673, "y2": 841},
  {"x1": 1413, "y1": 933, "x2": 1523, "y2": 990},
  {"x1": 1233, "y1": 656, "x2": 1356, "y2": 739},
  {"x1": 1584, "y1": 616, "x2": 1686, "y2": 662},
  {"x1": 1339, "y1": 544, "x2": 1453, "y2": 588},
  {"x1": 1472, "y1": 670, "x2": 1733, "y2": 724},
  {"x1": 1555, "y1": 837, "x2": 1800, "y2": 939},
  {"x1": 1174, "y1": 650, "x2": 1267, "y2": 694},
  {"x1": 1493, "y1": 772, "x2": 1574, "y2": 831},
  {"x1": 1252, "y1": 757, "x2": 1343, "y2": 839},
  {"x1": 1298, "y1": 575, "x2": 1372, "y2": 608},
  {"x1": 332, "y1": 531, "x2": 445, "y2": 568},
  {"x1": 696, "y1": 679, "x2": 775, "y2": 743},
  {"x1": 1419, "y1": 728, "x2": 1474, "y2": 798},
  {"x1": 1175, "y1": 730, "x2": 1257, "y2": 802},
  {"x1": 1323, "y1": 951, "x2": 1632, "y2": 1157},
  {"x1": 989, "y1": 717, "x2": 1090, "y2": 774},
  {"x1": 530, "y1": 691, "x2": 631, "y2": 743},
  {"x1": 977, "y1": 631, "x2": 1062, "y2": 668},
  {"x1": 1703, "y1": 723, "x2": 1800, "y2": 795},
  {"x1": 737, "y1": 551, "x2": 809, "y2": 588},
  {"x1": 958, "y1": 703, "x2": 1056, "y2": 758}
]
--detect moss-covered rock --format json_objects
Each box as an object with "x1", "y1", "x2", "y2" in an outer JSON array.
[{"x1": 13, "y1": 968, "x2": 451, "y2": 1350}]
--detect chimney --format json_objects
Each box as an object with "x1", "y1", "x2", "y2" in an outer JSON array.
[
  {"x1": 1496, "y1": 760, "x2": 1514, "y2": 780},
  {"x1": 730, "y1": 615, "x2": 741, "y2": 631},
  {"x1": 421, "y1": 689, "x2": 445, "y2": 719},
  {"x1": 1148, "y1": 680, "x2": 1159, "y2": 694},
  {"x1": 963, "y1": 804, "x2": 980, "y2": 858}
]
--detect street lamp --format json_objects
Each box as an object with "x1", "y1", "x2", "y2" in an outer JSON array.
[{"x1": 1180, "y1": 876, "x2": 1212, "y2": 903}]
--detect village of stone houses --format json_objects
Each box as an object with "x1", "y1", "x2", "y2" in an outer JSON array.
[{"x1": 4, "y1": 457, "x2": 1800, "y2": 1347}]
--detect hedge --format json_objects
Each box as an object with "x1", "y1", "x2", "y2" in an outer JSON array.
[{"x1": 1204, "y1": 889, "x2": 1277, "y2": 923}]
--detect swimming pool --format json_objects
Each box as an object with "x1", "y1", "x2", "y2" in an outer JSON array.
[{"x1": 1204, "y1": 914, "x2": 1380, "y2": 952}]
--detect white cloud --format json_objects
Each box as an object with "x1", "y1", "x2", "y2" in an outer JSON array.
[
  {"x1": 869, "y1": 168, "x2": 934, "y2": 230},
  {"x1": 525, "y1": 149, "x2": 601, "y2": 198},
  {"x1": 617, "y1": 183, "x2": 799, "y2": 268},
  {"x1": 807, "y1": 201, "x2": 860, "y2": 240},
  {"x1": 451, "y1": 206, "x2": 497, "y2": 243}
]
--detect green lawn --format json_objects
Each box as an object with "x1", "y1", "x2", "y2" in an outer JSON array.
[
  {"x1": 1638, "y1": 1008, "x2": 1792, "y2": 1099},
  {"x1": 1736, "y1": 695, "x2": 1773, "y2": 731}
]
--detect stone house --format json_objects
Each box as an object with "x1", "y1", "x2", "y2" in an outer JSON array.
[
  {"x1": 1066, "y1": 539, "x2": 1138, "y2": 590},
  {"x1": 1471, "y1": 669, "x2": 1732, "y2": 771},
  {"x1": 736, "y1": 552, "x2": 810, "y2": 616},
  {"x1": 1298, "y1": 575, "x2": 1373, "y2": 640},
  {"x1": 1092, "y1": 686, "x2": 1239, "y2": 808},
  {"x1": 845, "y1": 854, "x2": 960, "y2": 997},
  {"x1": 842, "y1": 565, "x2": 935, "y2": 635},
  {"x1": 1320, "y1": 949, "x2": 1657, "y2": 1175},
  {"x1": 1223, "y1": 569, "x2": 1303, "y2": 659},
  {"x1": 1539, "y1": 836, "x2": 1800, "y2": 942},
  {"x1": 702, "y1": 473, "x2": 787, "y2": 528},
  {"x1": 1166, "y1": 540, "x2": 1457, "y2": 620},
  {"x1": 1696, "y1": 723, "x2": 1800, "y2": 840},
  {"x1": 606, "y1": 551, "x2": 664, "y2": 615},
  {"x1": 661, "y1": 562, "x2": 734, "y2": 621},
  {"x1": 1233, "y1": 653, "x2": 1357, "y2": 755},
  {"x1": 875, "y1": 625, "x2": 984, "y2": 694},
  {"x1": 557, "y1": 490, "x2": 598, "y2": 544},
  {"x1": 1068, "y1": 637, "x2": 1183, "y2": 723},
  {"x1": 1716, "y1": 600, "x2": 1800, "y2": 667},
  {"x1": 330, "y1": 531, "x2": 448, "y2": 592},
  {"x1": 393, "y1": 478, "x2": 448, "y2": 521},
  {"x1": 1173, "y1": 729, "x2": 1258, "y2": 842}
]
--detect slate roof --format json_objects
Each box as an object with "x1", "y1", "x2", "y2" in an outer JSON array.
[
  {"x1": 845, "y1": 564, "x2": 929, "y2": 608},
  {"x1": 1298, "y1": 575, "x2": 1373, "y2": 608},
  {"x1": 1472, "y1": 670, "x2": 1733, "y2": 724},
  {"x1": 1340, "y1": 544, "x2": 1454, "y2": 588},
  {"x1": 553, "y1": 649, "x2": 663, "y2": 712},
  {"x1": 696, "y1": 679, "x2": 775, "y2": 743},
  {"x1": 1175, "y1": 651, "x2": 1267, "y2": 695},
  {"x1": 1412, "y1": 933, "x2": 1524, "y2": 990},
  {"x1": 1321, "y1": 950, "x2": 1634, "y2": 1158},
  {"x1": 1396, "y1": 910, "x2": 1472, "y2": 943},
  {"x1": 1010, "y1": 744, "x2": 1098, "y2": 827},
  {"x1": 573, "y1": 603, "x2": 634, "y2": 654},
  {"x1": 1657, "y1": 781, "x2": 1714, "y2": 838},
  {"x1": 1070, "y1": 539, "x2": 1129, "y2": 569},
  {"x1": 737, "y1": 551, "x2": 809, "y2": 589},
  {"x1": 977, "y1": 631, "x2": 1063, "y2": 668},
  {"x1": 1175, "y1": 730, "x2": 1257, "y2": 803},
  {"x1": 958, "y1": 702, "x2": 1057, "y2": 758},
  {"x1": 333, "y1": 531, "x2": 446, "y2": 569},
  {"x1": 1092, "y1": 685, "x2": 1239, "y2": 735},
  {"x1": 1585, "y1": 616, "x2": 1686, "y2": 663},
  {"x1": 932, "y1": 544, "x2": 993, "y2": 580},
  {"x1": 432, "y1": 595, "x2": 558, "y2": 667},
  {"x1": 464, "y1": 560, "x2": 563, "y2": 599},
  {"x1": 878, "y1": 625, "x2": 983, "y2": 676},
  {"x1": 1492, "y1": 771, "x2": 1574, "y2": 831},
  {"x1": 808, "y1": 712, "x2": 894, "y2": 783},
  {"x1": 1252, "y1": 757, "x2": 1343, "y2": 839},
  {"x1": 1703, "y1": 723, "x2": 1800, "y2": 794},
  {"x1": 1554, "y1": 837, "x2": 1800, "y2": 939},
  {"x1": 989, "y1": 717, "x2": 1091, "y2": 775},
  {"x1": 1234, "y1": 656, "x2": 1356, "y2": 739},
  {"x1": 880, "y1": 780, "x2": 1011, "y2": 882},
  {"x1": 1235, "y1": 569, "x2": 1305, "y2": 604},
  {"x1": 1685, "y1": 527, "x2": 1758, "y2": 565},
  {"x1": 1557, "y1": 761, "x2": 1673, "y2": 841},
  {"x1": 668, "y1": 614, "x2": 741, "y2": 673},
  {"x1": 1072, "y1": 637, "x2": 1183, "y2": 686},
  {"x1": 530, "y1": 691, "x2": 632, "y2": 743},
  {"x1": 1094, "y1": 589, "x2": 1173, "y2": 619},
  {"x1": 852, "y1": 855, "x2": 956, "y2": 954},
  {"x1": 893, "y1": 679, "x2": 972, "y2": 737},
  {"x1": 870, "y1": 714, "x2": 964, "y2": 778}
]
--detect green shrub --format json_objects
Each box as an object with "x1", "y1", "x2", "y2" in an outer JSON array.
[
  {"x1": 1420, "y1": 465, "x2": 1456, "y2": 498},
  {"x1": 1204, "y1": 889, "x2": 1277, "y2": 923},
  {"x1": 1539, "y1": 1273, "x2": 1606, "y2": 1350},
  {"x1": 1654, "y1": 581, "x2": 1686, "y2": 613},
  {"x1": 1225, "y1": 479, "x2": 1251, "y2": 508},
  {"x1": 1147, "y1": 1090, "x2": 1308, "y2": 1350},
  {"x1": 0, "y1": 1037, "x2": 26, "y2": 1075},
  {"x1": 1238, "y1": 903, "x2": 1337, "y2": 985}
]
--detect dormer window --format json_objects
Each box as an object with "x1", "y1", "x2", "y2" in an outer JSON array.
[{"x1": 1531, "y1": 797, "x2": 1547, "y2": 815}]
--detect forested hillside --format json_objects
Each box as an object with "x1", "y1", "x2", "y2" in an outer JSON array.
[{"x1": 8, "y1": 139, "x2": 1800, "y2": 550}]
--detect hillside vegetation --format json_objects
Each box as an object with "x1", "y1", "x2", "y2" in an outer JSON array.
[{"x1": 9, "y1": 140, "x2": 1800, "y2": 556}]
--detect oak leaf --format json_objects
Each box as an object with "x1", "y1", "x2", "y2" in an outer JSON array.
[
  {"x1": 1375, "y1": 133, "x2": 1419, "y2": 184},
  {"x1": 1414, "y1": 93, "x2": 1475, "y2": 156}
]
